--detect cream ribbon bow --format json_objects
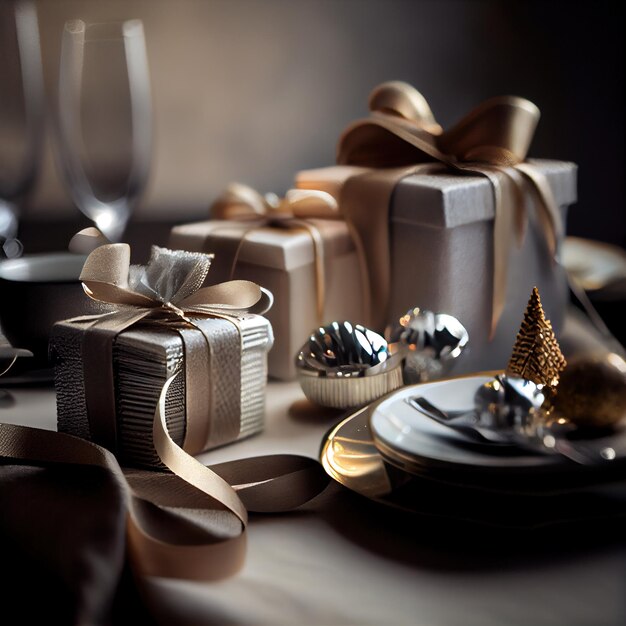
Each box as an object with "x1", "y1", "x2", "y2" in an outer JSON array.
[
  {"x1": 210, "y1": 182, "x2": 339, "y2": 222},
  {"x1": 80, "y1": 242, "x2": 272, "y2": 319}
]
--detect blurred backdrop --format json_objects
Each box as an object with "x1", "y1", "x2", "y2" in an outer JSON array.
[{"x1": 1, "y1": 0, "x2": 624, "y2": 247}]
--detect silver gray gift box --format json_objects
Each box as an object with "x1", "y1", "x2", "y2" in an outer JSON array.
[
  {"x1": 297, "y1": 159, "x2": 577, "y2": 373},
  {"x1": 52, "y1": 314, "x2": 273, "y2": 468}
]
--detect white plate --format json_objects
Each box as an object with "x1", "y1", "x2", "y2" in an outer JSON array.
[
  {"x1": 370, "y1": 376, "x2": 564, "y2": 473},
  {"x1": 0, "y1": 252, "x2": 88, "y2": 283}
]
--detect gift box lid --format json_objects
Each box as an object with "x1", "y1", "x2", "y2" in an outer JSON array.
[
  {"x1": 170, "y1": 217, "x2": 355, "y2": 272},
  {"x1": 296, "y1": 159, "x2": 577, "y2": 229}
]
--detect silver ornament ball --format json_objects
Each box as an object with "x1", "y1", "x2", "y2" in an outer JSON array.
[
  {"x1": 386, "y1": 308, "x2": 469, "y2": 383},
  {"x1": 474, "y1": 374, "x2": 548, "y2": 431}
]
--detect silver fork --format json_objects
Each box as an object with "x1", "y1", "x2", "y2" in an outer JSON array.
[
  {"x1": 408, "y1": 397, "x2": 508, "y2": 444},
  {"x1": 408, "y1": 396, "x2": 623, "y2": 466}
]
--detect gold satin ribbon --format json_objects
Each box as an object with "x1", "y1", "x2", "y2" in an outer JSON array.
[
  {"x1": 0, "y1": 378, "x2": 329, "y2": 581},
  {"x1": 210, "y1": 183, "x2": 339, "y2": 324},
  {"x1": 337, "y1": 163, "x2": 442, "y2": 332},
  {"x1": 333, "y1": 81, "x2": 561, "y2": 335},
  {"x1": 78, "y1": 243, "x2": 271, "y2": 455}
]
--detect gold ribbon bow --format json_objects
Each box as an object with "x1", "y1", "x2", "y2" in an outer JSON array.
[
  {"x1": 210, "y1": 183, "x2": 339, "y2": 323},
  {"x1": 80, "y1": 241, "x2": 271, "y2": 319},
  {"x1": 334, "y1": 81, "x2": 563, "y2": 334},
  {"x1": 210, "y1": 182, "x2": 340, "y2": 222}
]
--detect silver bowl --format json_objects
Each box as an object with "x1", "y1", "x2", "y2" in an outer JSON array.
[{"x1": 295, "y1": 321, "x2": 403, "y2": 409}]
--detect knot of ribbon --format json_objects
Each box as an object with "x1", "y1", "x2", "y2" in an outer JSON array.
[
  {"x1": 80, "y1": 242, "x2": 272, "y2": 320},
  {"x1": 210, "y1": 182, "x2": 340, "y2": 223},
  {"x1": 209, "y1": 183, "x2": 338, "y2": 323},
  {"x1": 329, "y1": 81, "x2": 563, "y2": 334}
]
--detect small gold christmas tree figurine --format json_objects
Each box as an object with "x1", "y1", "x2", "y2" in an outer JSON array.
[{"x1": 506, "y1": 287, "x2": 567, "y2": 391}]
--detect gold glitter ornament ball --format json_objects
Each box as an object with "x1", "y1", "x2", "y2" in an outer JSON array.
[{"x1": 553, "y1": 352, "x2": 626, "y2": 429}]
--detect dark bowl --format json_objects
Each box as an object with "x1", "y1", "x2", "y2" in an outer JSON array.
[{"x1": 0, "y1": 252, "x2": 112, "y2": 366}]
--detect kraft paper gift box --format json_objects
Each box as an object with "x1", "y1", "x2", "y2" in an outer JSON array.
[
  {"x1": 52, "y1": 244, "x2": 274, "y2": 468},
  {"x1": 169, "y1": 217, "x2": 364, "y2": 380},
  {"x1": 295, "y1": 159, "x2": 577, "y2": 375}
]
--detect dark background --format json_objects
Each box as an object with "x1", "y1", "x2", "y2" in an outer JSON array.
[{"x1": 2, "y1": 0, "x2": 624, "y2": 248}]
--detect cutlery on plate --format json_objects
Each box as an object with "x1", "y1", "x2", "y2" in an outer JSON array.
[{"x1": 407, "y1": 395, "x2": 622, "y2": 466}]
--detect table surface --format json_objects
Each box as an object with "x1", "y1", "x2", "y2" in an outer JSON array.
[{"x1": 2, "y1": 365, "x2": 626, "y2": 626}]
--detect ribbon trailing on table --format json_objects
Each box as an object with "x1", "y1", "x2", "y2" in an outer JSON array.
[
  {"x1": 315, "y1": 81, "x2": 563, "y2": 335},
  {"x1": 0, "y1": 385, "x2": 329, "y2": 584},
  {"x1": 210, "y1": 183, "x2": 339, "y2": 325}
]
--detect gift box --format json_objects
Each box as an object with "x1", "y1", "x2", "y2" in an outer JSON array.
[
  {"x1": 293, "y1": 82, "x2": 577, "y2": 374},
  {"x1": 170, "y1": 194, "x2": 364, "y2": 380},
  {"x1": 52, "y1": 244, "x2": 273, "y2": 468},
  {"x1": 296, "y1": 160, "x2": 576, "y2": 374}
]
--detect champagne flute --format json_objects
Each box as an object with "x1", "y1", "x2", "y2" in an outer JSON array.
[
  {"x1": 56, "y1": 19, "x2": 152, "y2": 242},
  {"x1": 0, "y1": 0, "x2": 44, "y2": 258}
]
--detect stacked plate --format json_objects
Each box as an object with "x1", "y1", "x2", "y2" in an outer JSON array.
[{"x1": 320, "y1": 375, "x2": 626, "y2": 527}]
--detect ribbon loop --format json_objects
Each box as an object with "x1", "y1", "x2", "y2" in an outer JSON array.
[
  {"x1": 80, "y1": 242, "x2": 131, "y2": 288},
  {"x1": 368, "y1": 80, "x2": 442, "y2": 133},
  {"x1": 180, "y1": 280, "x2": 267, "y2": 314},
  {"x1": 284, "y1": 188, "x2": 339, "y2": 220},
  {"x1": 438, "y1": 95, "x2": 540, "y2": 166},
  {"x1": 209, "y1": 182, "x2": 270, "y2": 220}
]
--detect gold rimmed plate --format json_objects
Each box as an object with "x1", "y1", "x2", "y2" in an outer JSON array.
[{"x1": 319, "y1": 375, "x2": 626, "y2": 527}]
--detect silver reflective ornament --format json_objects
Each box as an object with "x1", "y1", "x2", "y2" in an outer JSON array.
[
  {"x1": 473, "y1": 373, "x2": 581, "y2": 446},
  {"x1": 474, "y1": 374, "x2": 548, "y2": 431},
  {"x1": 386, "y1": 308, "x2": 469, "y2": 384},
  {"x1": 296, "y1": 321, "x2": 403, "y2": 409}
]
